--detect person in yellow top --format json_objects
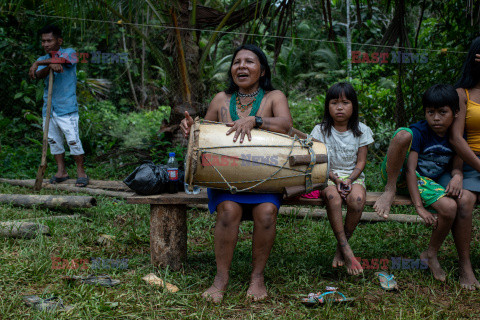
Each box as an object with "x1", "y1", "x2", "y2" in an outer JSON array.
[
  {"x1": 450, "y1": 37, "x2": 480, "y2": 195},
  {"x1": 440, "y1": 37, "x2": 480, "y2": 290}
]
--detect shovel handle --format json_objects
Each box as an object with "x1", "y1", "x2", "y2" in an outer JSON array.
[{"x1": 34, "y1": 69, "x2": 54, "y2": 191}]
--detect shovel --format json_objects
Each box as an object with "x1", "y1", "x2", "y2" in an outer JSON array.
[{"x1": 34, "y1": 68, "x2": 54, "y2": 191}]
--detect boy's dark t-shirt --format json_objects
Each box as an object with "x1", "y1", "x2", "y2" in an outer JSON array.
[{"x1": 410, "y1": 120, "x2": 454, "y2": 181}]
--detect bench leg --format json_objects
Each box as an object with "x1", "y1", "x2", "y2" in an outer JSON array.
[{"x1": 150, "y1": 204, "x2": 187, "y2": 271}]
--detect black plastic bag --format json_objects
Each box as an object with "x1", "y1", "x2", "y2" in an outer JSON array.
[{"x1": 123, "y1": 161, "x2": 184, "y2": 195}]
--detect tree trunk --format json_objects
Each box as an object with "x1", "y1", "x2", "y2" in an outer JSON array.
[
  {"x1": 346, "y1": 0, "x2": 352, "y2": 80},
  {"x1": 354, "y1": 0, "x2": 362, "y2": 28},
  {"x1": 120, "y1": 5, "x2": 140, "y2": 110},
  {"x1": 0, "y1": 194, "x2": 96, "y2": 209},
  {"x1": 168, "y1": 1, "x2": 202, "y2": 124},
  {"x1": 395, "y1": 0, "x2": 406, "y2": 128}
]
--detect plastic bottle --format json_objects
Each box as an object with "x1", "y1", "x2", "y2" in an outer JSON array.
[
  {"x1": 167, "y1": 152, "x2": 179, "y2": 194},
  {"x1": 183, "y1": 161, "x2": 201, "y2": 194}
]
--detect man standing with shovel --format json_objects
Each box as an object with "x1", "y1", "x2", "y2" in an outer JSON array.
[{"x1": 29, "y1": 25, "x2": 88, "y2": 187}]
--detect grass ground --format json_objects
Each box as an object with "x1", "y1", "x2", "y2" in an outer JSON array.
[{"x1": 1, "y1": 162, "x2": 480, "y2": 319}]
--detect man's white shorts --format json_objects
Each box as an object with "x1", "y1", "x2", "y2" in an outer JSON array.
[{"x1": 43, "y1": 111, "x2": 84, "y2": 155}]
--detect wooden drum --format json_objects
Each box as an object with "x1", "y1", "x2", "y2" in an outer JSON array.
[{"x1": 185, "y1": 120, "x2": 328, "y2": 196}]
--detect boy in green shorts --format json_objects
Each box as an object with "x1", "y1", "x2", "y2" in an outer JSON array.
[{"x1": 375, "y1": 84, "x2": 478, "y2": 290}]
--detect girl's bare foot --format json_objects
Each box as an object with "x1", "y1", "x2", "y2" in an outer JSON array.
[
  {"x1": 246, "y1": 274, "x2": 268, "y2": 301},
  {"x1": 332, "y1": 246, "x2": 345, "y2": 268},
  {"x1": 459, "y1": 262, "x2": 480, "y2": 291},
  {"x1": 340, "y1": 244, "x2": 363, "y2": 275},
  {"x1": 420, "y1": 251, "x2": 446, "y2": 282},
  {"x1": 374, "y1": 190, "x2": 395, "y2": 219},
  {"x1": 202, "y1": 275, "x2": 228, "y2": 303}
]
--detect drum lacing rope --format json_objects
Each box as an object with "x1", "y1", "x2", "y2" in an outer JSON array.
[{"x1": 298, "y1": 134, "x2": 316, "y2": 193}]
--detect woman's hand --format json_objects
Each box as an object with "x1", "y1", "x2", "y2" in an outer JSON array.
[
  {"x1": 445, "y1": 174, "x2": 463, "y2": 198},
  {"x1": 226, "y1": 116, "x2": 256, "y2": 143},
  {"x1": 180, "y1": 111, "x2": 194, "y2": 139},
  {"x1": 476, "y1": 53, "x2": 480, "y2": 63}
]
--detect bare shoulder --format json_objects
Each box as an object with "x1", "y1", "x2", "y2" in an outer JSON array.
[
  {"x1": 211, "y1": 91, "x2": 229, "y2": 105},
  {"x1": 206, "y1": 91, "x2": 231, "y2": 122},
  {"x1": 208, "y1": 92, "x2": 230, "y2": 111},
  {"x1": 265, "y1": 89, "x2": 287, "y2": 101}
]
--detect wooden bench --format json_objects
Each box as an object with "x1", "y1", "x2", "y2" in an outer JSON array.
[{"x1": 127, "y1": 191, "x2": 413, "y2": 270}]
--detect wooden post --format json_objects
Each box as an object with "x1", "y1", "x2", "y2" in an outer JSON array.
[
  {"x1": 150, "y1": 204, "x2": 187, "y2": 270},
  {"x1": 289, "y1": 154, "x2": 328, "y2": 166},
  {"x1": 284, "y1": 183, "x2": 325, "y2": 198}
]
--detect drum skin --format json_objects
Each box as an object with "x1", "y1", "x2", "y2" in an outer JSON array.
[{"x1": 185, "y1": 121, "x2": 328, "y2": 193}]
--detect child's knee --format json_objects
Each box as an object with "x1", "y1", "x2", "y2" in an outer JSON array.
[
  {"x1": 393, "y1": 129, "x2": 412, "y2": 147},
  {"x1": 457, "y1": 191, "x2": 476, "y2": 218},
  {"x1": 325, "y1": 191, "x2": 342, "y2": 206},
  {"x1": 346, "y1": 192, "x2": 365, "y2": 209},
  {"x1": 438, "y1": 199, "x2": 457, "y2": 219}
]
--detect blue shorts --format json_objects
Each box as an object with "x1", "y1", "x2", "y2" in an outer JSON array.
[
  {"x1": 207, "y1": 188, "x2": 283, "y2": 217},
  {"x1": 438, "y1": 154, "x2": 480, "y2": 193}
]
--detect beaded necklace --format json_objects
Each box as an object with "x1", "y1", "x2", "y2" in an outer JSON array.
[
  {"x1": 238, "y1": 89, "x2": 260, "y2": 98},
  {"x1": 229, "y1": 88, "x2": 264, "y2": 121}
]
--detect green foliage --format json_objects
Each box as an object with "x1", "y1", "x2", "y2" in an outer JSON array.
[
  {"x1": 80, "y1": 100, "x2": 171, "y2": 153},
  {"x1": 289, "y1": 96, "x2": 324, "y2": 134}
]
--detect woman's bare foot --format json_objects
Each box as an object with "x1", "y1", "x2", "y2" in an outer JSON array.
[
  {"x1": 459, "y1": 262, "x2": 480, "y2": 291},
  {"x1": 332, "y1": 246, "x2": 345, "y2": 268},
  {"x1": 420, "y1": 251, "x2": 446, "y2": 282},
  {"x1": 340, "y1": 244, "x2": 363, "y2": 275},
  {"x1": 246, "y1": 274, "x2": 268, "y2": 301},
  {"x1": 374, "y1": 190, "x2": 395, "y2": 219},
  {"x1": 202, "y1": 275, "x2": 228, "y2": 303}
]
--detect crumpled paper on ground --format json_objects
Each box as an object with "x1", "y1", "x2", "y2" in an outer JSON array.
[{"x1": 142, "y1": 273, "x2": 179, "y2": 293}]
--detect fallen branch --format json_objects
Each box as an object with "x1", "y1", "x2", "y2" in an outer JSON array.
[
  {"x1": 0, "y1": 221, "x2": 49, "y2": 239},
  {"x1": 0, "y1": 179, "x2": 134, "y2": 199},
  {"x1": 14, "y1": 215, "x2": 82, "y2": 222},
  {"x1": 0, "y1": 194, "x2": 96, "y2": 209},
  {"x1": 0, "y1": 178, "x2": 130, "y2": 191}
]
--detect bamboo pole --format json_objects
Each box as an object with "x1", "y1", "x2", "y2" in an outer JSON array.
[{"x1": 189, "y1": 204, "x2": 422, "y2": 224}]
